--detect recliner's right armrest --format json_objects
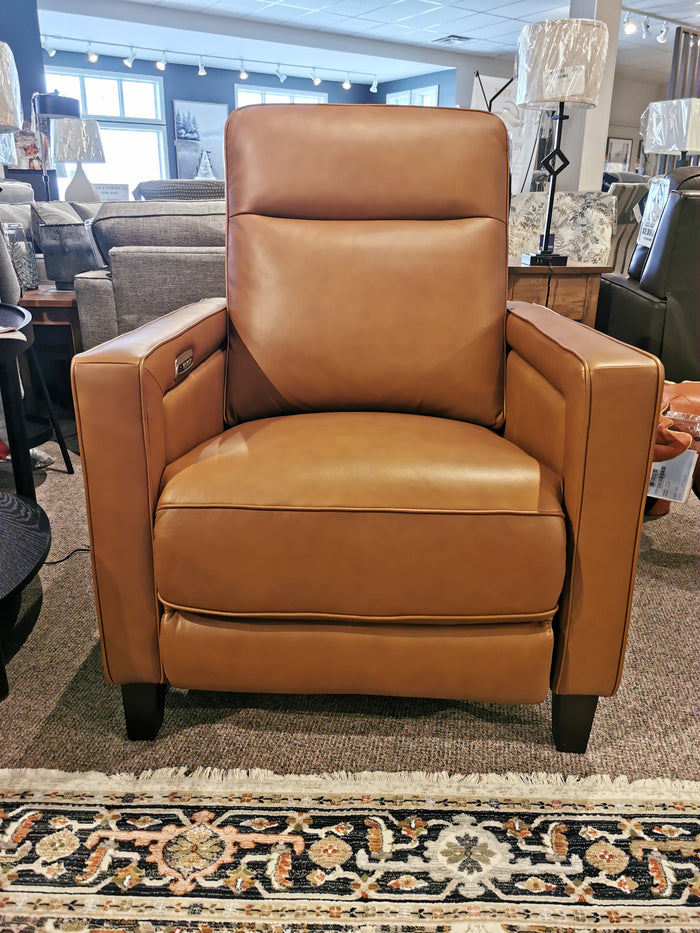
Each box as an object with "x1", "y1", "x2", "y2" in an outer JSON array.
[{"x1": 71, "y1": 298, "x2": 227, "y2": 684}]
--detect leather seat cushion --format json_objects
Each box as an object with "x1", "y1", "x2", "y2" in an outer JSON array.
[{"x1": 154, "y1": 411, "x2": 566, "y2": 622}]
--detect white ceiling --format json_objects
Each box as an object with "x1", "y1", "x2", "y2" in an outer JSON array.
[{"x1": 37, "y1": 0, "x2": 700, "y2": 85}]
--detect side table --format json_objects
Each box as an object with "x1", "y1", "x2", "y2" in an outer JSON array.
[
  {"x1": 18, "y1": 287, "x2": 82, "y2": 354},
  {"x1": 508, "y1": 260, "x2": 613, "y2": 327},
  {"x1": 0, "y1": 490, "x2": 51, "y2": 698}
]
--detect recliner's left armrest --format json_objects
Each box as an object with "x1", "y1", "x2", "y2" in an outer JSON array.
[
  {"x1": 505, "y1": 301, "x2": 663, "y2": 698},
  {"x1": 71, "y1": 298, "x2": 227, "y2": 685}
]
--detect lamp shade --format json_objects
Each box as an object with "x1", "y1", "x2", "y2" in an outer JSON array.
[
  {"x1": 643, "y1": 98, "x2": 700, "y2": 155},
  {"x1": 516, "y1": 18, "x2": 608, "y2": 109},
  {"x1": 52, "y1": 118, "x2": 105, "y2": 163},
  {"x1": 0, "y1": 41, "x2": 22, "y2": 133}
]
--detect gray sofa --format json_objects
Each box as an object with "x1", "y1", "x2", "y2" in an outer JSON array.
[{"x1": 74, "y1": 200, "x2": 226, "y2": 350}]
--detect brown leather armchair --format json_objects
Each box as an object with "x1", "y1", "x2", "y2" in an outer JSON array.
[{"x1": 72, "y1": 105, "x2": 662, "y2": 752}]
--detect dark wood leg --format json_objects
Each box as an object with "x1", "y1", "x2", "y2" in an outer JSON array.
[
  {"x1": 121, "y1": 683, "x2": 166, "y2": 740},
  {"x1": 0, "y1": 643, "x2": 8, "y2": 701},
  {"x1": 552, "y1": 693, "x2": 598, "y2": 753}
]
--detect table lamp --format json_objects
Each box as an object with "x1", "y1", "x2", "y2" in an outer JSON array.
[
  {"x1": 515, "y1": 18, "x2": 608, "y2": 266},
  {"x1": 0, "y1": 41, "x2": 22, "y2": 178},
  {"x1": 643, "y1": 98, "x2": 700, "y2": 167},
  {"x1": 52, "y1": 117, "x2": 105, "y2": 201},
  {"x1": 31, "y1": 91, "x2": 81, "y2": 199}
]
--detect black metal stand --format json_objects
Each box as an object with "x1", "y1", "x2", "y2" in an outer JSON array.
[{"x1": 522, "y1": 101, "x2": 570, "y2": 267}]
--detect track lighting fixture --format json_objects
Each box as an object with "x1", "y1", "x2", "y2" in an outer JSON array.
[
  {"x1": 641, "y1": 16, "x2": 649, "y2": 39},
  {"x1": 370, "y1": 76, "x2": 378, "y2": 94},
  {"x1": 623, "y1": 12, "x2": 636, "y2": 35},
  {"x1": 342, "y1": 73, "x2": 351, "y2": 90},
  {"x1": 122, "y1": 48, "x2": 135, "y2": 68},
  {"x1": 311, "y1": 69, "x2": 321, "y2": 86},
  {"x1": 275, "y1": 65, "x2": 287, "y2": 84},
  {"x1": 657, "y1": 21, "x2": 669, "y2": 43},
  {"x1": 239, "y1": 61, "x2": 248, "y2": 80},
  {"x1": 155, "y1": 54, "x2": 167, "y2": 71},
  {"x1": 86, "y1": 43, "x2": 99, "y2": 63},
  {"x1": 198, "y1": 57, "x2": 207, "y2": 76},
  {"x1": 42, "y1": 38, "x2": 57, "y2": 57}
]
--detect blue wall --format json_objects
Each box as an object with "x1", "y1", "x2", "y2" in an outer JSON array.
[
  {"x1": 378, "y1": 69, "x2": 456, "y2": 107},
  {"x1": 46, "y1": 51, "x2": 373, "y2": 178}
]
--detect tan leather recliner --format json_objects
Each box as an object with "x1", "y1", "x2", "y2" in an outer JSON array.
[{"x1": 72, "y1": 105, "x2": 663, "y2": 751}]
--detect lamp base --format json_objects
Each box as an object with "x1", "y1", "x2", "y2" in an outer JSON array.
[
  {"x1": 521, "y1": 251, "x2": 568, "y2": 267},
  {"x1": 64, "y1": 163, "x2": 101, "y2": 202}
]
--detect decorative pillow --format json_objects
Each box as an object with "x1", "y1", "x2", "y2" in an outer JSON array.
[
  {"x1": 0, "y1": 225, "x2": 21, "y2": 305},
  {"x1": 31, "y1": 201, "x2": 84, "y2": 250},
  {"x1": 1, "y1": 221, "x2": 39, "y2": 291}
]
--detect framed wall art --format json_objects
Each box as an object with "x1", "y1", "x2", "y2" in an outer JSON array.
[
  {"x1": 605, "y1": 136, "x2": 633, "y2": 172},
  {"x1": 173, "y1": 100, "x2": 228, "y2": 179}
]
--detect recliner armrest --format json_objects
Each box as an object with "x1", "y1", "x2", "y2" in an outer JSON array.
[
  {"x1": 71, "y1": 298, "x2": 227, "y2": 684},
  {"x1": 505, "y1": 301, "x2": 663, "y2": 697}
]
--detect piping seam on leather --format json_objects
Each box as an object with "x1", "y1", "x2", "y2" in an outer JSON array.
[{"x1": 155, "y1": 504, "x2": 564, "y2": 516}]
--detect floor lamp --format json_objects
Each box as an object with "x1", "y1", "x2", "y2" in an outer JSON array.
[
  {"x1": 643, "y1": 98, "x2": 700, "y2": 168},
  {"x1": 31, "y1": 91, "x2": 81, "y2": 200},
  {"x1": 0, "y1": 41, "x2": 23, "y2": 177},
  {"x1": 52, "y1": 118, "x2": 105, "y2": 201},
  {"x1": 515, "y1": 18, "x2": 608, "y2": 267}
]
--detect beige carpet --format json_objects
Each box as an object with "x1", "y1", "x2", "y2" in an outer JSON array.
[{"x1": 1, "y1": 440, "x2": 698, "y2": 780}]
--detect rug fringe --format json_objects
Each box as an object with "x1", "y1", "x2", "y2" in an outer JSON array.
[{"x1": 1, "y1": 767, "x2": 698, "y2": 801}]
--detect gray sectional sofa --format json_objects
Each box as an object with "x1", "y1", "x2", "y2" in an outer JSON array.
[{"x1": 74, "y1": 199, "x2": 226, "y2": 350}]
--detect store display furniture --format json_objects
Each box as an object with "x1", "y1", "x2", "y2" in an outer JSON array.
[
  {"x1": 73, "y1": 105, "x2": 662, "y2": 750},
  {"x1": 507, "y1": 260, "x2": 611, "y2": 326}
]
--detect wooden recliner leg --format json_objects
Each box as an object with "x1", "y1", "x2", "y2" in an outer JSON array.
[
  {"x1": 121, "y1": 683, "x2": 167, "y2": 740},
  {"x1": 552, "y1": 694, "x2": 599, "y2": 753}
]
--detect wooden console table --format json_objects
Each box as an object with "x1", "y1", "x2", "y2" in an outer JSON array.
[{"x1": 508, "y1": 260, "x2": 612, "y2": 327}]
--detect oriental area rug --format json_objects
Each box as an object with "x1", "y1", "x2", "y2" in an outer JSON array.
[{"x1": 0, "y1": 769, "x2": 699, "y2": 932}]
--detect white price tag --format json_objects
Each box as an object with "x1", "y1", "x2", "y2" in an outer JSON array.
[
  {"x1": 648, "y1": 449, "x2": 698, "y2": 502},
  {"x1": 543, "y1": 65, "x2": 585, "y2": 100}
]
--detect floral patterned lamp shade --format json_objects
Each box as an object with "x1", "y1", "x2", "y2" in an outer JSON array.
[
  {"x1": 0, "y1": 41, "x2": 22, "y2": 168},
  {"x1": 0, "y1": 41, "x2": 22, "y2": 133}
]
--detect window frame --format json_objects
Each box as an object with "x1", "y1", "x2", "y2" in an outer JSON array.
[
  {"x1": 386, "y1": 85, "x2": 440, "y2": 106},
  {"x1": 234, "y1": 84, "x2": 328, "y2": 107}
]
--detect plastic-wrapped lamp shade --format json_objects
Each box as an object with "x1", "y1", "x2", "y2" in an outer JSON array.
[
  {"x1": 516, "y1": 18, "x2": 608, "y2": 109},
  {"x1": 643, "y1": 99, "x2": 700, "y2": 155},
  {"x1": 52, "y1": 118, "x2": 105, "y2": 163},
  {"x1": 0, "y1": 41, "x2": 23, "y2": 133}
]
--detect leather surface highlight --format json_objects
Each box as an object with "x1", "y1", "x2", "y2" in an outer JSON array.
[
  {"x1": 226, "y1": 216, "x2": 506, "y2": 427},
  {"x1": 160, "y1": 611, "x2": 553, "y2": 703}
]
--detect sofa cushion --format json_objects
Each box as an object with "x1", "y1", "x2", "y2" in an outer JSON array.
[
  {"x1": 154, "y1": 411, "x2": 565, "y2": 622},
  {"x1": 31, "y1": 200, "x2": 84, "y2": 250},
  {"x1": 69, "y1": 201, "x2": 102, "y2": 222},
  {"x1": 91, "y1": 199, "x2": 226, "y2": 261},
  {"x1": 133, "y1": 179, "x2": 225, "y2": 200}
]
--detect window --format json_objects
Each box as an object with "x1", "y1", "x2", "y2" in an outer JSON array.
[
  {"x1": 386, "y1": 85, "x2": 439, "y2": 106},
  {"x1": 234, "y1": 85, "x2": 327, "y2": 108},
  {"x1": 45, "y1": 67, "x2": 167, "y2": 198}
]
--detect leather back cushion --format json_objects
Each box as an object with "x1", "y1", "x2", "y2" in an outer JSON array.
[{"x1": 225, "y1": 105, "x2": 509, "y2": 427}]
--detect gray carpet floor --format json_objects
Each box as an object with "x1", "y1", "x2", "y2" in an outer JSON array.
[{"x1": 1, "y1": 438, "x2": 698, "y2": 781}]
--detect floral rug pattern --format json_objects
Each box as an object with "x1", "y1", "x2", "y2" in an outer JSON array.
[{"x1": 0, "y1": 769, "x2": 698, "y2": 931}]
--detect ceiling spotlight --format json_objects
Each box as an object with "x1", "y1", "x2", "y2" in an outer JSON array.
[
  {"x1": 275, "y1": 65, "x2": 287, "y2": 84},
  {"x1": 641, "y1": 16, "x2": 649, "y2": 39},
  {"x1": 311, "y1": 68, "x2": 321, "y2": 86},
  {"x1": 198, "y1": 57, "x2": 207, "y2": 76},
  {"x1": 86, "y1": 43, "x2": 99, "y2": 63},
  {"x1": 155, "y1": 54, "x2": 167, "y2": 71},
  {"x1": 239, "y1": 61, "x2": 248, "y2": 80},
  {"x1": 657, "y1": 21, "x2": 669, "y2": 43},
  {"x1": 623, "y1": 12, "x2": 637, "y2": 35},
  {"x1": 123, "y1": 48, "x2": 135, "y2": 68},
  {"x1": 42, "y1": 38, "x2": 57, "y2": 57},
  {"x1": 342, "y1": 73, "x2": 351, "y2": 90},
  {"x1": 370, "y1": 75, "x2": 378, "y2": 94}
]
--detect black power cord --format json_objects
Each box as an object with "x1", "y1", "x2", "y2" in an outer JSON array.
[{"x1": 45, "y1": 546, "x2": 91, "y2": 565}]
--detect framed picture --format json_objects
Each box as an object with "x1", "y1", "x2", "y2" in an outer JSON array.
[
  {"x1": 605, "y1": 136, "x2": 633, "y2": 172},
  {"x1": 173, "y1": 100, "x2": 228, "y2": 180}
]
